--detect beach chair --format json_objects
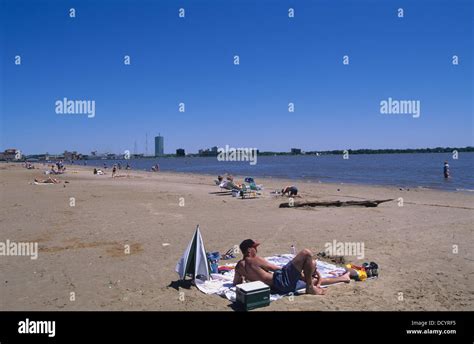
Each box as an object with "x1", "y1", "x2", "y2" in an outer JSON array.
[
  {"x1": 249, "y1": 182, "x2": 263, "y2": 191},
  {"x1": 241, "y1": 184, "x2": 257, "y2": 199}
]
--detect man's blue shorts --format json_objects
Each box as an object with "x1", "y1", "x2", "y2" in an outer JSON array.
[{"x1": 272, "y1": 262, "x2": 307, "y2": 293}]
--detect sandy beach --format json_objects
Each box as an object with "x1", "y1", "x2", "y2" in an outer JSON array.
[{"x1": 0, "y1": 163, "x2": 473, "y2": 311}]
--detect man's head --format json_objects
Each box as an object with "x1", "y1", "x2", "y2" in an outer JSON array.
[{"x1": 239, "y1": 239, "x2": 260, "y2": 257}]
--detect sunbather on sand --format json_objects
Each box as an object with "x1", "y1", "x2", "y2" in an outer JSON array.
[
  {"x1": 34, "y1": 177, "x2": 60, "y2": 184},
  {"x1": 219, "y1": 179, "x2": 242, "y2": 191},
  {"x1": 93, "y1": 168, "x2": 105, "y2": 175},
  {"x1": 233, "y1": 239, "x2": 350, "y2": 295}
]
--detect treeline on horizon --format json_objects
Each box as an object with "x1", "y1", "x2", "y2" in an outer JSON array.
[{"x1": 258, "y1": 147, "x2": 474, "y2": 156}]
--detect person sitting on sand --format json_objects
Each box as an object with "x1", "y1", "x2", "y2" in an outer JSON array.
[
  {"x1": 214, "y1": 175, "x2": 224, "y2": 185},
  {"x1": 233, "y1": 239, "x2": 350, "y2": 295},
  {"x1": 281, "y1": 185, "x2": 298, "y2": 197},
  {"x1": 35, "y1": 177, "x2": 60, "y2": 184}
]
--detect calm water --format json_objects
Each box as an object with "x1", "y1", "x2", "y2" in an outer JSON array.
[{"x1": 81, "y1": 153, "x2": 474, "y2": 191}]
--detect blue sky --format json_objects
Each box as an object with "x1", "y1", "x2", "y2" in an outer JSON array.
[{"x1": 1, "y1": 0, "x2": 472, "y2": 155}]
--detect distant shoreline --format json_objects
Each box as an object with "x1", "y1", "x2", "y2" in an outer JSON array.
[{"x1": 7, "y1": 146, "x2": 474, "y2": 160}]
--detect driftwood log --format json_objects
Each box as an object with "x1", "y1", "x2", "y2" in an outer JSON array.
[{"x1": 279, "y1": 199, "x2": 394, "y2": 208}]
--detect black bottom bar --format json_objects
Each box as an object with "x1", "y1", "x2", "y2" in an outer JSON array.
[{"x1": 0, "y1": 311, "x2": 472, "y2": 343}]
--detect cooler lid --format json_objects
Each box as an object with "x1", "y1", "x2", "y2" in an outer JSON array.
[{"x1": 236, "y1": 281, "x2": 270, "y2": 292}]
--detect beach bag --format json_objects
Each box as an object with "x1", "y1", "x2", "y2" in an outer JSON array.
[{"x1": 206, "y1": 252, "x2": 220, "y2": 274}]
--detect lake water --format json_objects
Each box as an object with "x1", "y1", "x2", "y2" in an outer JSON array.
[{"x1": 81, "y1": 153, "x2": 474, "y2": 191}]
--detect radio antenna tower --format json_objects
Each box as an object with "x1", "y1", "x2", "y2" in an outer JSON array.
[{"x1": 145, "y1": 133, "x2": 148, "y2": 157}]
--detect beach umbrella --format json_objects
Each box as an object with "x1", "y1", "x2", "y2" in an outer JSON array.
[{"x1": 175, "y1": 225, "x2": 210, "y2": 281}]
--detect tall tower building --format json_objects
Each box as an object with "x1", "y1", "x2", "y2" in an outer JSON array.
[{"x1": 154, "y1": 135, "x2": 164, "y2": 157}]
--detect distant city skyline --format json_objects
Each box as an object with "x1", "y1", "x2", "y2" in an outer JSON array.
[
  {"x1": 3, "y1": 144, "x2": 473, "y2": 159},
  {"x1": 1, "y1": 1, "x2": 472, "y2": 155}
]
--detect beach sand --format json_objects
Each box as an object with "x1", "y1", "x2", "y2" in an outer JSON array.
[{"x1": 0, "y1": 163, "x2": 473, "y2": 311}]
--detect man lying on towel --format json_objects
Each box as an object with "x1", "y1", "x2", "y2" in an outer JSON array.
[{"x1": 233, "y1": 239, "x2": 350, "y2": 295}]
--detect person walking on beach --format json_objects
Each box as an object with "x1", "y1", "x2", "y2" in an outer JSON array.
[
  {"x1": 112, "y1": 165, "x2": 117, "y2": 178},
  {"x1": 444, "y1": 161, "x2": 450, "y2": 178},
  {"x1": 233, "y1": 239, "x2": 350, "y2": 295}
]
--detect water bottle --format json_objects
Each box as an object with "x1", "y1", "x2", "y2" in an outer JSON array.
[{"x1": 290, "y1": 245, "x2": 296, "y2": 255}]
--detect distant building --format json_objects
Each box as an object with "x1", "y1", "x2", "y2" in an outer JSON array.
[
  {"x1": 155, "y1": 135, "x2": 164, "y2": 157},
  {"x1": 0, "y1": 148, "x2": 19, "y2": 161},
  {"x1": 64, "y1": 150, "x2": 81, "y2": 161},
  {"x1": 176, "y1": 148, "x2": 185, "y2": 157},
  {"x1": 291, "y1": 148, "x2": 302, "y2": 155},
  {"x1": 198, "y1": 146, "x2": 218, "y2": 157}
]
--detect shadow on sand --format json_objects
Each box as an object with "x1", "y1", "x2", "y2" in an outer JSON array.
[{"x1": 168, "y1": 279, "x2": 194, "y2": 291}]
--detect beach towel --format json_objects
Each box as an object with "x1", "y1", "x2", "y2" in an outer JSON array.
[{"x1": 194, "y1": 254, "x2": 347, "y2": 303}]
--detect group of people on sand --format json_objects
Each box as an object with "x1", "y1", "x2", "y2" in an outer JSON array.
[
  {"x1": 48, "y1": 161, "x2": 66, "y2": 175},
  {"x1": 93, "y1": 162, "x2": 131, "y2": 177},
  {"x1": 233, "y1": 239, "x2": 350, "y2": 295},
  {"x1": 216, "y1": 174, "x2": 298, "y2": 197},
  {"x1": 216, "y1": 174, "x2": 256, "y2": 193},
  {"x1": 23, "y1": 162, "x2": 35, "y2": 169}
]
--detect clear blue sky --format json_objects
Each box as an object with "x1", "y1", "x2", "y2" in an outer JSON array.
[{"x1": 1, "y1": 0, "x2": 472, "y2": 155}]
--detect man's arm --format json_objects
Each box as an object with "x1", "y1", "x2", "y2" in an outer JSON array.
[
  {"x1": 233, "y1": 263, "x2": 244, "y2": 285},
  {"x1": 258, "y1": 257, "x2": 280, "y2": 272}
]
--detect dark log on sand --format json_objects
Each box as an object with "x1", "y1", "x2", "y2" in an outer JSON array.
[{"x1": 279, "y1": 199, "x2": 394, "y2": 208}]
